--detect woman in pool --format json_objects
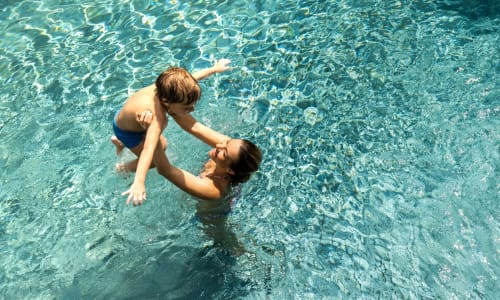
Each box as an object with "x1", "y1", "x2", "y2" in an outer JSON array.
[
  {"x1": 133, "y1": 110, "x2": 262, "y2": 202},
  {"x1": 123, "y1": 111, "x2": 261, "y2": 254}
]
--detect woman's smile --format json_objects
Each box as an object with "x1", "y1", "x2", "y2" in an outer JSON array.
[{"x1": 209, "y1": 148, "x2": 217, "y2": 159}]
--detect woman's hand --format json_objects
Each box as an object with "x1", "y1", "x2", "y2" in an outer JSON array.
[{"x1": 136, "y1": 109, "x2": 154, "y2": 129}]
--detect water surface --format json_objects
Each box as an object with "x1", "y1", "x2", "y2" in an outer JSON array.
[{"x1": 0, "y1": 0, "x2": 498, "y2": 298}]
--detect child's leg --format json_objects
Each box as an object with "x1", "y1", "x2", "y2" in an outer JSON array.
[
  {"x1": 115, "y1": 136, "x2": 167, "y2": 172},
  {"x1": 116, "y1": 160, "x2": 139, "y2": 172},
  {"x1": 111, "y1": 136, "x2": 125, "y2": 155}
]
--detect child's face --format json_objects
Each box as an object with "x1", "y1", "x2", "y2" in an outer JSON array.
[{"x1": 166, "y1": 102, "x2": 195, "y2": 116}]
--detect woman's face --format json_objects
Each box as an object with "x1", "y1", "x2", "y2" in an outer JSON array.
[{"x1": 208, "y1": 139, "x2": 242, "y2": 167}]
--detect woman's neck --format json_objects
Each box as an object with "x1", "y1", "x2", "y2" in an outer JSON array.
[{"x1": 202, "y1": 160, "x2": 230, "y2": 181}]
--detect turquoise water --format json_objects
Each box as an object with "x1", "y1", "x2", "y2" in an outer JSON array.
[{"x1": 1, "y1": 0, "x2": 499, "y2": 298}]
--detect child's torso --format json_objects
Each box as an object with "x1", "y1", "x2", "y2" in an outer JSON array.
[{"x1": 116, "y1": 85, "x2": 166, "y2": 131}]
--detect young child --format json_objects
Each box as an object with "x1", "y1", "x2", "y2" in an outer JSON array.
[{"x1": 112, "y1": 59, "x2": 231, "y2": 206}]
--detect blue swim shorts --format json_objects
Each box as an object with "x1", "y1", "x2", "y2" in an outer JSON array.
[{"x1": 112, "y1": 111, "x2": 146, "y2": 149}]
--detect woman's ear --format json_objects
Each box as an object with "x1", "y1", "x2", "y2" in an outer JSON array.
[{"x1": 227, "y1": 168, "x2": 235, "y2": 175}]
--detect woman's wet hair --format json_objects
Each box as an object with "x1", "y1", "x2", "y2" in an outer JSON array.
[
  {"x1": 155, "y1": 67, "x2": 201, "y2": 106},
  {"x1": 229, "y1": 139, "x2": 262, "y2": 185}
]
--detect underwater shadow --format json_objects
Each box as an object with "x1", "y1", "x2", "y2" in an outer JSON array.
[
  {"x1": 61, "y1": 220, "x2": 253, "y2": 299},
  {"x1": 63, "y1": 244, "x2": 251, "y2": 299},
  {"x1": 160, "y1": 245, "x2": 252, "y2": 299}
]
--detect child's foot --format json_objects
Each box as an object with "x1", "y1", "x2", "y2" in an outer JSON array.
[
  {"x1": 115, "y1": 163, "x2": 130, "y2": 178},
  {"x1": 115, "y1": 162, "x2": 126, "y2": 172},
  {"x1": 111, "y1": 135, "x2": 124, "y2": 155}
]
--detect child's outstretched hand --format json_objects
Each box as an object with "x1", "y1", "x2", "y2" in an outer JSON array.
[
  {"x1": 122, "y1": 183, "x2": 146, "y2": 206},
  {"x1": 192, "y1": 59, "x2": 232, "y2": 81},
  {"x1": 212, "y1": 59, "x2": 232, "y2": 73}
]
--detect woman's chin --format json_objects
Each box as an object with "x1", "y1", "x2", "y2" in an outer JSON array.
[{"x1": 208, "y1": 149, "x2": 216, "y2": 159}]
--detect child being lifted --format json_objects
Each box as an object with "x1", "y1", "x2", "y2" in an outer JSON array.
[{"x1": 111, "y1": 59, "x2": 231, "y2": 206}]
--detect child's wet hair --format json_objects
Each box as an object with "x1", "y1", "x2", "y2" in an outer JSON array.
[{"x1": 155, "y1": 67, "x2": 201, "y2": 106}]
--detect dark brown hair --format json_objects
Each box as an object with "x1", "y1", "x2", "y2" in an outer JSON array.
[
  {"x1": 229, "y1": 139, "x2": 262, "y2": 185},
  {"x1": 155, "y1": 67, "x2": 201, "y2": 106}
]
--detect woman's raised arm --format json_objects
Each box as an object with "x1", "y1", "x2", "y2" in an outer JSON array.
[{"x1": 152, "y1": 143, "x2": 223, "y2": 200}]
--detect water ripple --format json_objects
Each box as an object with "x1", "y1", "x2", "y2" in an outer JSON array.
[{"x1": 0, "y1": 0, "x2": 498, "y2": 298}]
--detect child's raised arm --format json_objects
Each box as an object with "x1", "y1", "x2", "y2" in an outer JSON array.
[
  {"x1": 122, "y1": 102, "x2": 165, "y2": 206},
  {"x1": 171, "y1": 113, "x2": 229, "y2": 148},
  {"x1": 136, "y1": 110, "x2": 229, "y2": 148},
  {"x1": 191, "y1": 59, "x2": 231, "y2": 81}
]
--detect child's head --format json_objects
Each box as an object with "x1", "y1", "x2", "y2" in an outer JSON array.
[{"x1": 155, "y1": 67, "x2": 201, "y2": 108}]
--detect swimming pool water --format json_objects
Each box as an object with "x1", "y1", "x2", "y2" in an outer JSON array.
[{"x1": 1, "y1": 0, "x2": 498, "y2": 298}]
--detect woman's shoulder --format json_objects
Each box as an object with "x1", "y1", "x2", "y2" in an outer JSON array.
[{"x1": 197, "y1": 174, "x2": 231, "y2": 201}]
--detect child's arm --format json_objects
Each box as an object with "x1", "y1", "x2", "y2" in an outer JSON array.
[
  {"x1": 152, "y1": 143, "x2": 222, "y2": 200},
  {"x1": 122, "y1": 107, "x2": 164, "y2": 206},
  {"x1": 171, "y1": 59, "x2": 232, "y2": 145},
  {"x1": 137, "y1": 110, "x2": 229, "y2": 148},
  {"x1": 191, "y1": 59, "x2": 231, "y2": 81},
  {"x1": 171, "y1": 113, "x2": 229, "y2": 147}
]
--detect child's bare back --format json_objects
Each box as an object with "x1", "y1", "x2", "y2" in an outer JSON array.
[{"x1": 116, "y1": 85, "x2": 167, "y2": 133}]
